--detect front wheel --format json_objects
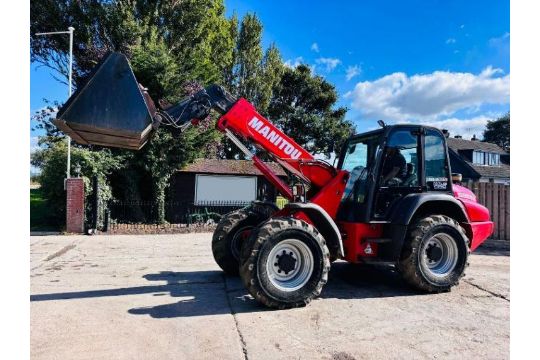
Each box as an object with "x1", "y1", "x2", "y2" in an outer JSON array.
[
  {"x1": 212, "y1": 203, "x2": 276, "y2": 275},
  {"x1": 398, "y1": 215, "x2": 469, "y2": 292},
  {"x1": 239, "y1": 218, "x2": 330, "y2": 309}
]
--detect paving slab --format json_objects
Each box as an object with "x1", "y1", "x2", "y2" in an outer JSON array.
[{"x1": 30, "y1": 234, "x2": 509, "y2": 360}]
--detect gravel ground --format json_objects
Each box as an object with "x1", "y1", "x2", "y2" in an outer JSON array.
[{"x1": 30, "y1": 233, "x2": 509, "y2": 360}]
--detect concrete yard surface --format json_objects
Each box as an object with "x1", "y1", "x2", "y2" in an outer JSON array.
[{"x1": 30, "y1": 233, "x2": 509, "y2": 360}]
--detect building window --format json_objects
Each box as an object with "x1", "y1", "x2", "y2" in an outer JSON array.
[
  {"x1": 473, "y1": 151, "x2": 484, "y2": 164},
  {"x1": 488, "y1": 153, "x2": 500, "y2": 165},
  {"x1": 472, "y1": 151, "x2": 500, "y2": 166}
]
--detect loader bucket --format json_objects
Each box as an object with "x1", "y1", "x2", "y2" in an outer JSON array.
[{"x1": 53, "y1": 52, "x2": 156, "y2": 150}]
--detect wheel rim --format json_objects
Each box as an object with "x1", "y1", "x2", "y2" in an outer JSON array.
[
  {"x1": 421, "y1": 233, "x2": 459, "y2": 277},
  {"x1": 230, "y1": 226, "x2": 253, "y2": 260},
  {"x1": 266, "y1": 239, "x2": 314, "y2": 292}
]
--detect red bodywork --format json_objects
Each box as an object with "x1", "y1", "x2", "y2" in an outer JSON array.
[
  {"x1": 217, "y1": 98, "x2": 493, "y2": 261},
  {"x1": 452, "y1": 184, "x2": 494, "y2": 251},
  {"x1": 217, "y1": 99, "x2": 337, "y2": 196}
]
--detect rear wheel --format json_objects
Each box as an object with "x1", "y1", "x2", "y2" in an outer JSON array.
[
  {"x1": 212, "y1": 203, "x2": 276, "y2": 275},
  {"x1": 239, "y1": 218, "x2": 330, "y2": 309},
  {"x1": 398, "y1": 215, "x2": 469, "y2": 292}
]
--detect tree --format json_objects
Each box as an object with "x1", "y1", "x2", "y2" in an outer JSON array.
[
  {"x1": 258, "y1": 44, "x2": 284, "y2": 115},
  {"x1": 268, "y1": 65, "x2": 354, "y2": 157},
  {"x1": 222, "y1": 13, "x2": 239, "y2": 90},
  {"x1": 218, "y1": 14, "x2": 285, "y2": 159},
  {"x1": 483, "y1": 112, "x2": 510, "y2": 151},
  {"x1": 31, "y1": 0, "x2": 234, "y2": 88},
  {"x1": 236, "y1": 13, "x2": 263, "y2": 103},
  {"x1": 31, "y1": 0, "x2": 235, "y2": 223}
]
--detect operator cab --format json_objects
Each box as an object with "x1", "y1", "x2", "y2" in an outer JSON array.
[{"x1": 336, "y1": 125, "x2": 452, "y2": 223}]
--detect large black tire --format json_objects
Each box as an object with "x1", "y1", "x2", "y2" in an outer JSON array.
[
  {"x1": 398, "y1": 215, "x2": 470, "y2": 292},
  {"x1": 239, "y1": 217, "x2": 330, "y2": 309},
  {"x1": 212, "y1": 203, "x2": 276, "y2": 275}
]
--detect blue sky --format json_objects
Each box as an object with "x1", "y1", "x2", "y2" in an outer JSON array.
[{"x1": 31, "y1": 0, "x2": 510, "y2": 151}]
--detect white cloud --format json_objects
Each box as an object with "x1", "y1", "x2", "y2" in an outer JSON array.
[
  {"x1": 310, "y1": 42, "x2": 319, "y2": 53},
  {"x1": 346, "y1": 65, "x2": 361, "y2": 81},
  {"x1": 344, "y1": 66, "x2": 509, "y2": 121},
  {"x1": 284, "y1": 57, "x2": 304, "y2": 69},
  {"x1": 315, "y1": 57, "x2": 341, "y2": 72},
  {"x1": 488, "y1": 32, "x2": 510, "y2": 56},
  {"x1": 479, "y1": 66, "x2": 504, "y2": 77},
  {"x1": 446, "y1": 38, "x2": 456, "y2": 44},
  {"x1": 489, "y1": 32, "x2": 509, "y2": 46},
  {"x1": 408, "y1": 116, "x2": 492, "y2": 140}
]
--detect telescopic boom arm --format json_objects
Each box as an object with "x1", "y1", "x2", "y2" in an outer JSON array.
[
  {"x1": 156, "y1": 84, "x2": 237, "y2": 129},
  {"x1": 157, "y1": 84, "x2": 337, "y2": 200},
  {"x1": 54, "y1": 52, "x2": 337, "y2": 201}
]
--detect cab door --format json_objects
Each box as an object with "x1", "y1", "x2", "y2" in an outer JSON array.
[
  {"x1": 372, "y1": 127, "x2": 423, "y2": 220},
  {"x1": 423, "y1": 128, "x2": 452, "y2": 192}
]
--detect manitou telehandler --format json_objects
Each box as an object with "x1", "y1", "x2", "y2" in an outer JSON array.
[{"x1": 53, "y1": 53, "x2": 494, "y2": 309}]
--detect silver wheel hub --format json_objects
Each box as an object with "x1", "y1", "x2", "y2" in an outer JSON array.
[
  {"x1": 421, "y1": 233, "x2": 459, "y2": 277},
  {"x1": 266, "y1": 239, "x2": 314, "y2": 292}
]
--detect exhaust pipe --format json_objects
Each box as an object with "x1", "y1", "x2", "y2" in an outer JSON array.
[{"x1": 53, "y1": 52, "x2": 157, "y2": 150}]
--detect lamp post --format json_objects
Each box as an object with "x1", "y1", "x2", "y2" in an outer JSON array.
[{"x1": 35, "y1": 26, "x2": 75, "y2": 180}]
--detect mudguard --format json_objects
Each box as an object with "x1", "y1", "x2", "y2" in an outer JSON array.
[
  {"x1": 285, "y1": 202, "x2": 344, "y2": 258},
  {"x1": 385, "y1": 193, "x2": 470, "y2": 261},
  {"x1": 389, "y1": 192, "x2": 469, "y2": 225}
]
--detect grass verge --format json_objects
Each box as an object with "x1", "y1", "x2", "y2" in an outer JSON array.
[{"x1": 31, "y1": 188, "x2": 60, "y2": 232}]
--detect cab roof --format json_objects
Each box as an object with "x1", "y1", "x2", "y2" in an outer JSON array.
[{"x1": 350, "y1": 124, "x2": 446, "y2": 141}]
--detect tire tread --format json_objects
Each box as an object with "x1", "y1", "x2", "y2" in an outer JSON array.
[
  {"x1": 398, "y1": 215, "x2": 470, "y2": 293},
  {"x1": 239, "y1": 217, "x2": 330, "y2": 309},
  {"x1": 212, "y1": 203, "x2": 275, "y2": 275}
]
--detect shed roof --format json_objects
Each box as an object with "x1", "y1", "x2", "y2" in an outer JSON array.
[{"x1": 178, "y1": 158, "x2": 287, "y2": 177}]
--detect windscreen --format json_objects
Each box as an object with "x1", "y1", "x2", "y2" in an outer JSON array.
[{"x1": 340, "y1": 134, "x2": 381, "y2": 204}]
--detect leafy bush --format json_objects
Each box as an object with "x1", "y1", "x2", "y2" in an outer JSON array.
[{"x1": 31, "y1": 139, "x2": 122, "y2": 228}]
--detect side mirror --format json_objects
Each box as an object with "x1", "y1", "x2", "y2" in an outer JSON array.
[{"x1": 451, "y1": 173, "x2": 462, "y2": 182}]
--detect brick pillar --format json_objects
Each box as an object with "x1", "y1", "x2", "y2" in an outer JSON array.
[{"x1": 66, "y1": 178, "x2": 85, "y2": 233}]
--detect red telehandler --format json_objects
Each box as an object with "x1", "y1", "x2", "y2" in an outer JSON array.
[{"x1": 53, "y1": 53, "x2": 494, "y2": 308}]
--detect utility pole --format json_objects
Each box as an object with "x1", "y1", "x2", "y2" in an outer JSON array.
[{"x1": 35, "y1": 26, "x2": 75, "y2": 179}]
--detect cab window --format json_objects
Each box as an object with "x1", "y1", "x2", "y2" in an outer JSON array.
[
  {"x1": 340, "y1": 134, "x2": 380, "y2": 205},
  {"x1": 373, "y1": 128, "x2": 421, "y2": 219},
  {"x1": 337, "y1": 133, "x2": 380, "y2": 221},
  {"x1": 424, "y1": 129, "x2": 449, "y2": 191},
  {"x1": 380, "y1": 130, "x2": 419, "y2": 187}
]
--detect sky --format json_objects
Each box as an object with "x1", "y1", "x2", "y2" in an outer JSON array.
[
  {"x1": 30, "y1": 0, "x2": 510, "y2": 155},
  {"x1": 223, "y1": 0, "x2": 510, "y2": 138}
]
